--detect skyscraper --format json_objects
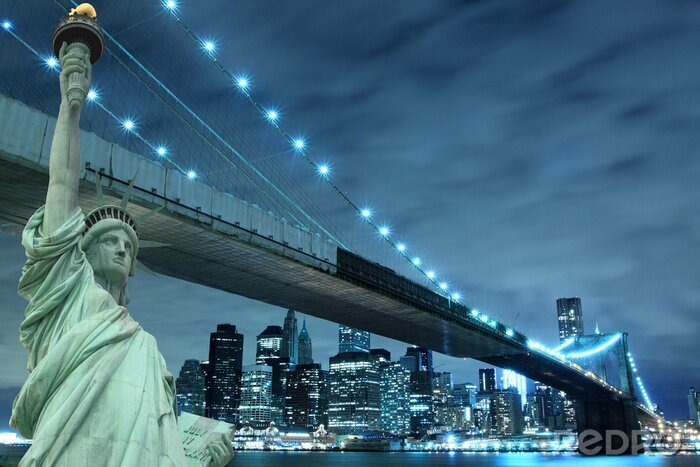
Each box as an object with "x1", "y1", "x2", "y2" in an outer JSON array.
[
  {"x1": 380, "y1": 361, "x2": 411, "y2": 435},
  {"x1": 491, "y1": 388, "x2": 525, "y2": 436},
  {"x1": 501, "y1": 369, "x2": 527, "y2": 408},
  {"x1": 285, "y1": 363, "x2": 329, "y2": 429},
  {"x1": 689, "y1": 387, "x2": 699, "y2": 428},
  {"x1": 339, "y1": 325, "x2": 370, "y2": 353},
  {"x1": 479, "y1": 368, "x2": 497, "y2": 393},
  {"x1": 409, "y1": 371, "x2": 435, "y2": 434},
  {"x1": 452, "y1": 382, "x2": 478, "y2": 408},
  {"x1": 432, "y1": 371, "x2": 453, "y2": 408},
  {"x1": 556, "y1": 297, "x2": 585, "y2": 342},
  {"x1": 206, "y1": 324, "x2": 244, "y2": 424},
  {"x1": 175, "y1": 359, "x2": 206, "y2": 416},
  {"x1": 238, "y1": 364, "x2": 273, "y2": 428},
  {"x1": 256, "y1": 325, "x2": 283, "y2": 364},
  {"x1": 281, "y1": 310, "x2": 298, "y2": 365},
  {"x1": 328, "y1": 351, "x2": 381, "y2": 434},
  {"x1": 297, "y1": 319, "x2": 313, "y2": 365},
  {"x1": 405, "y1": 346, "x2": 433, "y2": 373}
]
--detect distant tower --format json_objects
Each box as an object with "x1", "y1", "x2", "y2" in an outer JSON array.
[
  {"x1": 282, "y1": 310, "x2": 298, "y2": 365},
  {"x1": 479, "y1": 368, "x2": 497, "y2": 393},
  {"x1": 339, "y1": 325, "x2": 370, "y2": 353},
  {"x1": 404, "y1": 346, "x2": 433, "y2": 373},
  {"x1": 256, "y1": 325, "x2": 283, "y2": 364},
  {"x1": 556, "y1": 297, "x2": 585, "y2": 342},
  {"x1": 297, "y1": 319, "x2": 313, "y2": 365},
  {"x1": 206, "y1": 324, "x2": 244, "y2": 424},
  {"x1": 175, "y1": 359, "x2": 206, "y2": 416},
  {"x1": 689, "y1": 387, "x2": 700, "y2": 428}
]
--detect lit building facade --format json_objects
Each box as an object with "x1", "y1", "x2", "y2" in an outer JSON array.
[
  {"x1": 206, "y1": 324, "x2": 244, "y2": 424},
  {"x1": 328, "y1": 351, "x2": 381, "y2": 434},
  {"x1": 284, "y1": 363, "x2": 329, "y2": 429},
  {"x1": 409, "y1": 371, "x2": 434, "y2": 434},
  {"x1": 256, "y1": 325, "x2": 283, "y2": 364},
  {"x1": 175, "y1": 359, "x2": 205, "y2": 416},
  {"x1": 405, "y1": 346, "x2": 433, "y2": 373},
  {"x1": 238, "y1": 364, "x2": 273, "y2": 428},
  {"x1": 491, "y1": 388, "x2": 525, "y2": 436},
  {"x1": 556, "y1": 297, "x2": 585, "y2": 342},
  {"x1": 501, "y1": 369, "x2": 527, "y2": 409},
  {"x1": 380, "y1": 361, "x2": 411, "y2": 435},
  {"x1": 338, "y1": 325, "x2": 370, "y2": 353},
  {"x1": 452, "y1": 382, "x2": 477, "y2": 408},
  {"x1": 479, "y1": 368, "x2": 497, "y2": 393}
]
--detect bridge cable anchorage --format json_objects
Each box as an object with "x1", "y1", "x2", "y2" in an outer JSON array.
[
  {"x1": 159, "y1": 1, "x2": 474, "y2": 302},
  {"x1": 51, "y1": 0, "x2": 351, "y2": 250}
]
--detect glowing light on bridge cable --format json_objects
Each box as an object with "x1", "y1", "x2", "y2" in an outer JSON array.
[
  {"x1": 122, "y1": 118, "x2": 135, "y2": 132},
  {"x1": 86, "y1": 88, "x2": 98, "y2": 102},
  {"x1": 44, "y1": 56, "x2": 59, "y2": 70},
  {"x1": 156, "y1": 146, "x2": 168, "y2": 157},
  {"x1": 202, "y1": 40, "x2": 216, "y2": 54},
  {"x1": 379, "y1": 226, "x2": 390, "y2": 237},
  {"x1": 293, "y1": 138, "x2": 305, "y2": 150},
  {"x1": 360, "y1": 208, "x2": 372, "y2": 219},
  {"x1": 628, "y1": 352, "x2": 654, "y2": 411},
  {"x1": 439, "y1": 282, "x2": 448, "y2": 290},
  {"x1": 451, "y1": 292, "x2": 460, "y2": 301},
  {"x1": 235, "y1": 75, "x2": 250, "y2": 89},
  {"x1": 397, "y1": 243, "x2": 406, "y2": 252},
  {"x1": 411, "y1": 257, "x2": 421, "y2": 266},
  {"x1": 505, "y1": 329, "x2": 514, "y2": 337},
  {"x1": 187, "y1": 170, "x2": 197, "y2": 180},
  {"x1": 426, "y1": 271, "x2": 435, "y2": 279},
  {"x1": 265, "y1": 109, "x2": 279, "y2": 122},
  {"x1": 2, "y1": 20, "x2": 12, "y2": 31},
  {"x1": 164, "y1": 0, "x2": 177, "y2": 10},
  {"x1": 564, "y1": 333, "x2": 622, "y2": 359}
]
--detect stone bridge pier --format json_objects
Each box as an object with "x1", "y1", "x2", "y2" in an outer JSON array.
[{"x1": 575, "y1": 397, "x2": 643, "y2": 455}]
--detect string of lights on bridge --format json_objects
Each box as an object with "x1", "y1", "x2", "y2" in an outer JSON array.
[{"x1": 1, "y1": 9, "x2": 659, "y2": 411}]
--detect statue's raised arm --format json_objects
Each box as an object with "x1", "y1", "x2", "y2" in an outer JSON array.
[{"x1": 43, "y1": 41, "x2": 92, "y2": 234}]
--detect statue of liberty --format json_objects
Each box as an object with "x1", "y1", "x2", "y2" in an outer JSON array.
[{"x1": 9, "y1": 9, "x2": 233, "y2": 467}]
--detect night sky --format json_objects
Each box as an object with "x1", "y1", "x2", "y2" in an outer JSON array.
[{"x1": 1, "y1": 0, "x2": 699, "y2": 430}]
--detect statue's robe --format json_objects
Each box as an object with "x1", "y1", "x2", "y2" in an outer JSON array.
[{"x1": 10, "y1": 206, "x2": 187, "y2": 467}]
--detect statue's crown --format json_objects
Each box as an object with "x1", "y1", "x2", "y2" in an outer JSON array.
[{"x1": 84, "y1": 205, "x2": 137, "y2": 237}]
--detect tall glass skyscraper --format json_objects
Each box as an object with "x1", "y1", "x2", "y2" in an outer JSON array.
[
  {"x1": 556, "y1": 297, "x2": 585, "y2": 342},
  {"x1": 339, "y1": 325, "x2": 370, "y2": 353},
  {"x1": 175, "y1": 359, "x2": 206, "y2": 416},
  {"x1": 297, "y1": 320, "x2": 313, "y2": 365},
  {"x1": 479, "y1": 368, "x2": 497, "y2": 393},
  {"x1": 328, "y1": 352, "x2": 381, "y2": 433},
  {"x1": 491, "y1": 388, "x2": 525, "y2": 436},
  {"x1": 380, "y1": 361, "x2": 411, "y2": 435},
  {"x1": 206, "y1": 324, "x2": 244, "y2": 424},
  {"x1": 689, "y1": 387, "x2": 699, "y2": 428},
  {"x1": 285, "y1": 363, "x2": 329, "y2": 429},
  {"x1": 239, "y1": 364, "x2": 273, "y2": 428},
  {"x1": 405, "y1": 346, "x2": 433, "y2": 373}
]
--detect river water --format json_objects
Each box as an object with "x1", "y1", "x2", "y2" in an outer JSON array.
[{"x1": 229, "y1": 451, "x2": 700, "y2": 466}]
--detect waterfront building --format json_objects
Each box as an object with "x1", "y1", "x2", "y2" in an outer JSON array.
[
  {"x1": 491, "y1": 388, "x2": 525, "y2": 436},
  {"x1": 409, "y1": 371, "x2": 435, "y2": 434},
  {"x1": 689, "y1": 387, "x2": 700, "y2": 428},
  {"x1": 328, "y1": 351, "x2": 381, "y2": 433},
  {"x1": 474, "y1": 392, "x2": 492, "y2": 432},
  {"x1": 281, "y1": 310, "x2": 298, "y2": 365},
  {"x1": 256, "y1": 325, "x2": 283, "y2": 364},
  {"x1": 284, "y1": 363, "x2": 329, "y2": 429},
  {"x1": 297, "y1": 319, "x2": 313, "y2": 365},
  {"x1": 206, "y1": 324, "x2": 244, "y2": 423},
  {"x1": 435, "y1": 405, "x2": 473, "y2": 431},
  {"x1": 556, "y1": 297, "x2": 584, "y2": 342},
  {"x1": 479, "y1": 368, "x2": 497, "y2": 393},
  {"x1": 175, "y1": 359, "x2": 206, "y2": 416},
  {"x1": 380, "y1": 361, "x2": 411, "y2": 435},
  {"x1": 239, "y1": 364, "x2": 273, "y2": 428},
  {"x1": 339, "y1": 325, "x2": 370, "y2": 353}
]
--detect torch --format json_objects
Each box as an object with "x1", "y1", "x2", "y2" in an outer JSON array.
[{"x1": 52, "y1": 3, "x2": 104, "y2": 110}]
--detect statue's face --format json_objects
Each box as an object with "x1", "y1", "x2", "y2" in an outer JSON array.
[{"x1": 86, "y1": 227, "x2": 134, "y2": 286}]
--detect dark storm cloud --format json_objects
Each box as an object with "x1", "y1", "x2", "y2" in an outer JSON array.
[{"x1": 1, "y1": 0, "x2": 699, "y2": 430}]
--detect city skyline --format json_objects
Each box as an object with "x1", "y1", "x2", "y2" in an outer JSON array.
[{"x1": 1, "y1": 0, "x2": 699, "y2": 432}]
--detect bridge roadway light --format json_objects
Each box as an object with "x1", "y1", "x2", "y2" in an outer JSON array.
[
  {"x1": 451, "y1": 292, "x2": 460, "y2": 300},
  {"x1": 505, "y1": 329, "x2": 514, "y2": 337}
]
